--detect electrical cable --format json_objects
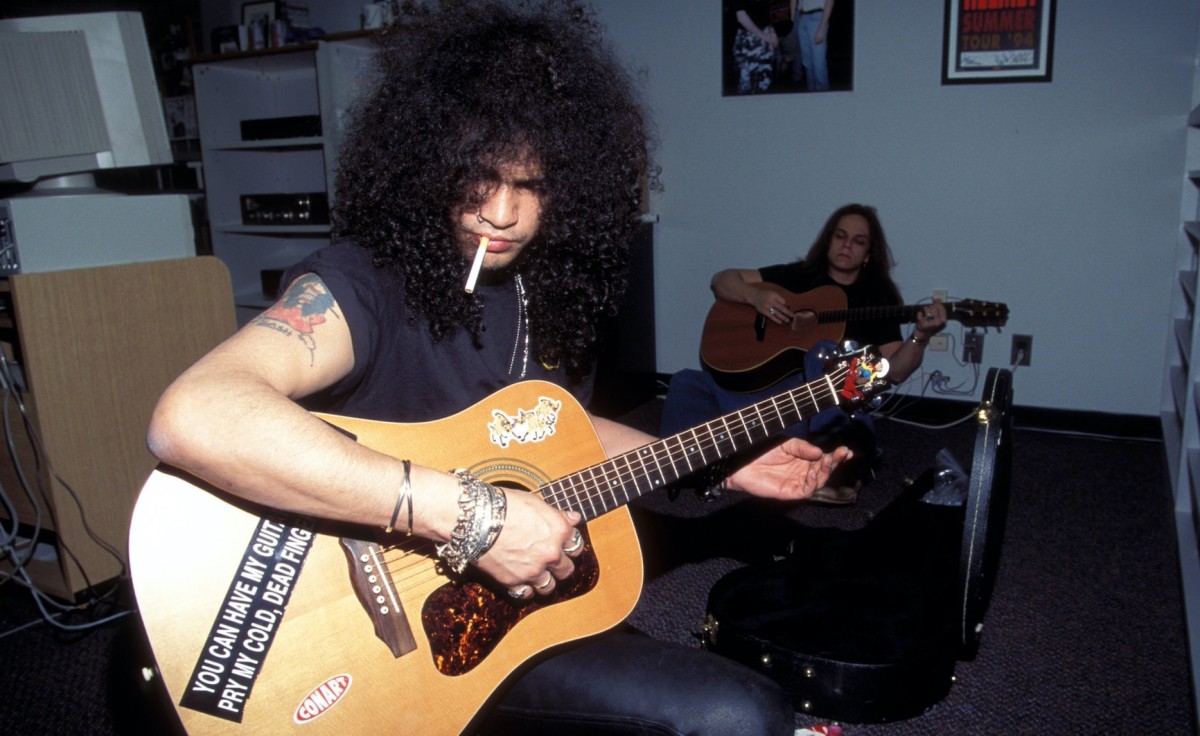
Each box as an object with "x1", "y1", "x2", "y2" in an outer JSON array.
[{"x1": 0, "y1": 349, "x2": 130, "y2": 633}]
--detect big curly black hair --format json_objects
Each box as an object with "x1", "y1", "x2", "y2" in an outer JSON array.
[{"x1": 332, "y1": 0, "x2": 654, "y2": 376}]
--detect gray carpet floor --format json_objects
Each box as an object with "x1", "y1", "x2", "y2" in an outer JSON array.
[
  {"x1": 623, "y1": 400, "x2": 1195, "y2": 734},
  {"x1": 0, "y1": 399, "x2": 1193, "y2": 735}
]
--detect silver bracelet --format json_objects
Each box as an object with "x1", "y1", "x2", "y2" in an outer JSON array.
[
  {"x1": 384, "y1": 459, "x2": 412, "y2": 534},
  {"x1": 435, "y1": 469, "x2": 507, "y2": 574}
]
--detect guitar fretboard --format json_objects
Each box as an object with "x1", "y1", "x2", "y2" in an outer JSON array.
[
  {"x1": 540, "y1": 361, "x2": 855, "y2": 520},
  {"x1": 816, "y1": 303, "x2": 929, "y2": 325}
]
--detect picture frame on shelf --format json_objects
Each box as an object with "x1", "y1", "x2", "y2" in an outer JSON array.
[
  {"x1": 210, "y1": 25, "x2": 240, "y2": 55},
  {"x1": 242, "y1": 1, "x2": 277, "y2": 28}
]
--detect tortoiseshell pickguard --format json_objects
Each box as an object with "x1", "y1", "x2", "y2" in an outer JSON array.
[{"x1": 422, "y1": 528, "x2": 600, "y2": 676}]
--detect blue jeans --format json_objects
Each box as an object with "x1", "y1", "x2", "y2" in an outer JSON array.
[
  {"x1": 659, "y1": 344, "x2": 879, "y2": 487},
  {"x1": 484, "y1": 629, "x2": 795, "y2": 735},
  {"x1": 660, "y1": 368, "x2": 874, "y2": 452},
  {"x1": 796, "y1": 11, "x2": 829, "y2": 91}
]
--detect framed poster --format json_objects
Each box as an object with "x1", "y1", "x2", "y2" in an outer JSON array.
[
  {"x1": 942, "y1": 0, "x2": 1055, "y2": 84},
  {"x1": 722, "y1": 0, "x2": 855, "y2": 96}
]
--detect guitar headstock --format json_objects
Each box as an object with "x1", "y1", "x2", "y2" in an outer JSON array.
[
  {"x1": 820, "y1": 343, "x2": 891, "y2": 411},
  {"x1": 950, "y1": 300, "x2": 1009, "y2": 329}
]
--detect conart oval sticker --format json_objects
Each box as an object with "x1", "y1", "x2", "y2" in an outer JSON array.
[{"x1": 293, "y1": 674, "x2": 352, "y2": 725}]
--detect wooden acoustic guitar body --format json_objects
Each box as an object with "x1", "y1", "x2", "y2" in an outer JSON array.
[
  {"x1": 129, "y1": 382, "x2": 643, "y2": 736},
  {"x1": 700, "y1": 284, "x2": 848, "y2": 391}
]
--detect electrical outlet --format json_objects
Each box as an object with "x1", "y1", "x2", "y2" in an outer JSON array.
[
  {"x1": 929, "y1": 335, "x2": 949, "y2": 352},
  {"x1": 932, "y1": 289, "x2": 948, "y2": 303},
  {"x1": 1011, "y1": 334, "x2": 1032, "y2": 366},
  {"x1": 963, "y1": 331, "x2": 984, "y2": 363}
]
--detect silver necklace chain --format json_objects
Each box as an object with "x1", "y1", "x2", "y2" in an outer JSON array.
[{"x1": 508, "y1": 274, "x2": 530, "y2": 379}]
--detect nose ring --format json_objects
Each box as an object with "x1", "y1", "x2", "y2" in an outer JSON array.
[{"x1": 476, "y1": 210, "x2": 484, "y2": 224}]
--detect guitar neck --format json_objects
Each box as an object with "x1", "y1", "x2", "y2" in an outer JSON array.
[
  {"x1": 817, "y1": 303, "x2": 931, "y2": 325},
  {"x1": 540, "y1": 362, "x2": 854, "y2": 521}
]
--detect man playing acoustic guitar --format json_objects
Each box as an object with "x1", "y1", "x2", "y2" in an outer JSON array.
[
  {"x1": 146, "y1": 2, "x2": 853, "y2": 734},
  {"x1": 662, "y1": 203, "x2": 948, "y2": 504}
]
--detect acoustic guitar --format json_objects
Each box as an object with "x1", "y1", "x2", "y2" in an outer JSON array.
[
  {"x1": 129, "y1": 347, "x2": 890, "y2": 736},
  {"x1": 699, "y1": 283, "x2": 1009, "y2": 391}
]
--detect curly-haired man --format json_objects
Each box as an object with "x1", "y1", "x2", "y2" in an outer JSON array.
[{"x1": 149, "y1": 2, "x2": 848, "y2": 733}]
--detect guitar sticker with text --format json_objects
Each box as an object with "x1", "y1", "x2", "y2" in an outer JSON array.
[
  {"x1": 293, "y1": 674, "x2": 353, "y2": 725},
  {"x1": 487, "y1": 396, "x2": 562, "y2": 448},
  {"x1": 179, "y1": 519, "x2": 315, "y2": 723}
]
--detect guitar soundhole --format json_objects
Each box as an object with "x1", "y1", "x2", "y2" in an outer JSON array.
[
  {"x1": 791, "y1": 311, "x2": 817, "y2": 332},
  {"x1": 422, "y1": 527, "x2": 600, "y2": 676}
]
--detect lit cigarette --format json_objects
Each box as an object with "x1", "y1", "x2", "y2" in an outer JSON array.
[{"x1": 464, "y1": 236, "x2": 489, "y2": 293}]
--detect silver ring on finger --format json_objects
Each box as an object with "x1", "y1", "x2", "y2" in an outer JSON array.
[
  {"x1": 563, "y1": 529, "x2": 584, "y2": 555},
  {"x1": 508, "y1": 584, "x2": 531, "y2": 599},
  {"x1": 533, "y1": 573, "x2": 554, "y2": 590}
]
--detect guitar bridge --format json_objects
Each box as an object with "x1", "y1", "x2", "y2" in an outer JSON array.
[{"x1": 340, "y1": 537, "x2": 418, "y2": 658}]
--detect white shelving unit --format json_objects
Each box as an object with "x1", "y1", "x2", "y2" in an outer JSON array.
[
  {"x1": 1164, "y1": 55, "x2": 1200, "y2": 734},
  {"x1": 192, "y1": 35, "x2": 376, "y2": 324}
]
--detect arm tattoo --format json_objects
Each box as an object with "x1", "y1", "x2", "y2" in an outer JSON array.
[{"x1": 253, "y1": 274, "x2": 341, "y2": 365}]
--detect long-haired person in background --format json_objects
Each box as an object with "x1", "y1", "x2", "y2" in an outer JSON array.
[{"x1": 662, "y1": 203, "x2": 946, "y2": 504}]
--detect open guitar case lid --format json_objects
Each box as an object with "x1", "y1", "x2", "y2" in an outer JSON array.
[{"x1": 703, "y1": 367, "x2": 1013, "y2": 724}]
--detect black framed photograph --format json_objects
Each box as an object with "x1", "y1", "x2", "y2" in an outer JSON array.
[
  {"x1": 242, "y1": 1, "x2": 277, "y2": 28},
  {"x1": 722, "y1": 1, "x2": 855, "y2": 97},
  {"x1": 942, "y1": 0, "x2": 1055, "y2": 84},
  {"x1": 210, "y1": 25, "x2": 240, "y2": 55}
]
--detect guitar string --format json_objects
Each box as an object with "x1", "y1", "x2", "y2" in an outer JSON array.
[
  {"x1": 539, "y1": 366, "x2": 855, "y2": 514},
  {"x1": 365, "y1": 363, "x2": 864, "y2": 598},
  {"x1": 381, "y1": 544, "x2": 437, "y2": 587},
  {"x1": 593, "y1": 374, "x2": 846, "y2": 498},
  {"x1": 369, "y1": 375, "x2": 854, "y2": 600}
]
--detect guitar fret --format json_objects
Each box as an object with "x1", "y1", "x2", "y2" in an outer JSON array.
[
  {"x1": 771, "y1": 391, "x2": 793, "y2": 429},
  {"x1": 618, "y1": 454, "x2": 643, "y2": 509},
  {"x1": 804, "y1": 377, "x2": 819, "y2": 416},
  {"x1": 676, "y1": 428, "x2": 703, "y2": 474},
  {"x1": 742, "y1": 401, "x2": 766, "y2": 440},
  {"x1": 613, "y1": 453, "x2": 641, "y2": 502},
  {"x1": 692, "y1": 426, "x2": 715, "y2": 468},
  {"x1": 579, "y1": 466, "x2": 602, "y2": 518},
  {"x1": 594, "y1": 461, "x2": 618, "y2": 507},
  {"x1": 714, "y1": 413, "x2": 737, "y2": 455},
  {"x1": 638, "y1": 445, "x2": 668, "y2": 492},
  {"x1": 540, "y1": 355, "x2": 876, "y2": 525}
]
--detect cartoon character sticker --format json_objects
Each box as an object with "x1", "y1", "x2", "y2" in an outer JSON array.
[
  {"x1": 488, "y1": 396, "x2": 562, "y2": 448},
  {"x1": 839, "y1": 356, "x2": 888, "y2": 401}
]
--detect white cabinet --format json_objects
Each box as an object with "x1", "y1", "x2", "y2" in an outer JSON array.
[
  {"x1": 192, "y1": 35, "x2": 376, "y2": 323},
  {"x1": 1164, "y1": 94, "x2": 1200, "y2": 732}
]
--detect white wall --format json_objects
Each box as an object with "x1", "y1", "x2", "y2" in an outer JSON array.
[
  {"x1": 198, "y1": 0, "x2": 1198, "y2": 415},
  {"x1": 587, "y1": 0, "x2": 1197, "y2": 416}
]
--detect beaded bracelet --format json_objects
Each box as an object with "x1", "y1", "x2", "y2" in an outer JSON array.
[
  {"x1": 384, "y1": 459, "x2": 413, "y2": 534},
  {"x1": 435, "y1": 469, "x2": 508, "y2": 574}
]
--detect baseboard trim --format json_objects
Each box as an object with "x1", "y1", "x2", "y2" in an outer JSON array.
[
  {"x1": 885, "y1": 395, "x2": 1162, "y2": 441},
  {"x1": 651, "y1": 373, "x2": 1162, "y2": 441}
]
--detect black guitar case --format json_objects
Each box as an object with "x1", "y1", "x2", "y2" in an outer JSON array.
[{"x1": 703, "y1": 367, "x2": 1013, "y2": 724}]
